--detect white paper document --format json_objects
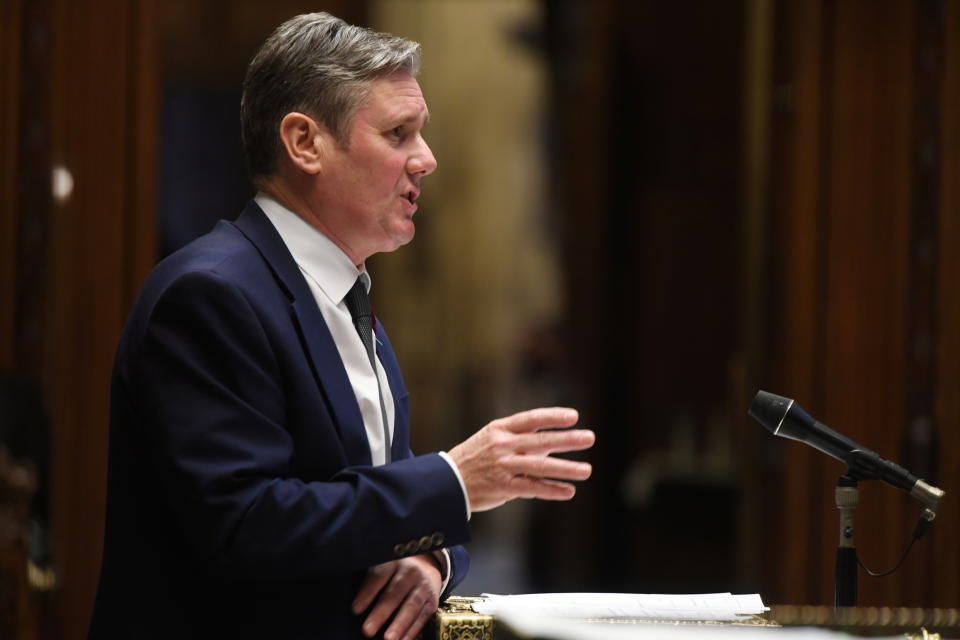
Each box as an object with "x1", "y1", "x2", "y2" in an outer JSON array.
[
  {"x1": 491, "y1": 611, "x2": 871, "y2": 640},
  {"x1": 472, "y1": 592, "x2": 769, "y2": 622}
]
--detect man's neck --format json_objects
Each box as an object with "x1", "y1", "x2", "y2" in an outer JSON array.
[{"x1": 258, "y1": 176, "x2": 365, "y2": 269}]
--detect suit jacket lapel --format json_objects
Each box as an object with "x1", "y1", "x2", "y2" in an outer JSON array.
[{"x1": 231, "y1": 201, "x2": 372, "y2": 466}]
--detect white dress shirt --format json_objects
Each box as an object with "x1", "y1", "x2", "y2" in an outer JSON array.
[
  {"x1": 258, "y1": 193, "x2": 395, "y2": 465},
  {"x1": 256, "y1": 193, "x2": 468, "y2": 586}
]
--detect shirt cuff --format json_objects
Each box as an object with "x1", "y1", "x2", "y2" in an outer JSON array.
[
  {"x1": 438, "y1": 451, "x2": 471, "y2": 521},
  {"x1": 434, "y1": 548, "x2": 452, "y2": 595}
]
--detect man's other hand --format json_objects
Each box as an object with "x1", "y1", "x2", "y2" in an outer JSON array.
[
  {"x1": 448, "y1": 407, "x2": 595, "y2": 512},
  {"x1": 352, "y1": 555, "x2": 442, "y2": 640}
]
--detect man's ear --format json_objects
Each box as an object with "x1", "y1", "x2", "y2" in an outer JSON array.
[{"x1": 278, "y1": 112, "x2": 329, "y2": 175}]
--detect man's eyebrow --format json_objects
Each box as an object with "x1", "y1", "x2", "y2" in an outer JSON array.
[{"x1": 391, "y1": 109, "x2": 430, "y2": 125}]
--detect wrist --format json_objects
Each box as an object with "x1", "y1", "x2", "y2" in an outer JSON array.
[{"x1": 438, "y1": 450, "x2": 471, "y2": 520}]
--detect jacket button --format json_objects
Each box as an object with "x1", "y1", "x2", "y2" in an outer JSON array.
[
  {"x1": 404, "y1": 540, "x2": 419, "y2": 555},
  {"x1": 418, "y1": 536, "x2": 431, "y2": 551},
  {"x1": 430, "y1": 532, "x2": 445, "y2": 547},
  {"x1": 393, "y1": 544, "x2": 405, "y2": 557}
]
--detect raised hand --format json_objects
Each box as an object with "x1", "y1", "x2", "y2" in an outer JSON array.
[{"x1": 447, "y1": 407, "x2": 595, "y2": 512}]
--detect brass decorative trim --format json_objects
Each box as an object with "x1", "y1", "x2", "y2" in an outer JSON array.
[{"x1": 433, "y1": 597, "x2": 494, "y2": 640}]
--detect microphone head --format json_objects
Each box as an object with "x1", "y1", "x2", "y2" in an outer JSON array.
[
  {"x1": 749, "y1": 390, "x2": 845, "y2": 458},
  {"x1": 748, "y1": 390, "x2": 794, "y2": 435}
]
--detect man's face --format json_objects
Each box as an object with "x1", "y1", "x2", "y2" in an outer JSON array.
[{"x1": 317, "y1": 70, "x2": 437, "y2": 262}]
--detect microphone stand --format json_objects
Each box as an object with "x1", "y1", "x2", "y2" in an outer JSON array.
[
  {"x1": 834, "y1": 475, "x2": 858, "y2": 608},
  {"x1": 748, "y1": 391, "x2": 946, "y2": 609}
]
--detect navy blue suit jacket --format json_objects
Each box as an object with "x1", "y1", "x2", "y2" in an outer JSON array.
[{"x1": 90, "y1": 202, "x2": 471, "y2": 639}]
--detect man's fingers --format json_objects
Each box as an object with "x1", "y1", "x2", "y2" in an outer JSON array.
[
  {"x1": 508, "y1": 475, "x2": 578, "y2": 501},
  {"x1": 513, "y1": 429, "x2": 595, "y2": 455},
  {"x1": 506, "y1": 454, "x2": 592, "y2": 482},
  {"x1": 352, "y1": 563, "x2": 393, "y2": 615},
  {"x1": 361, "y1": 578, "x2": 406, "y2": 637},
  {"x1": 387, "y1": 596, "x2": 436, "y2": 640},
  {"x1": 402, "y1": 600, "x2": 438, "y2": 640},
  {"x1": 356, "y1": 557, "x2": 441, "y2": 639},
  {"x1": 498, "y1": 407, "x2": 579, "y2": 433},
  {"x1": 453, "y1": 405, "x2": 595, "y2": 512}
]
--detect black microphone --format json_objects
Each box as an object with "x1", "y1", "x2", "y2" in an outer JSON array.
[{"x1": 749, "y1": 390, "x2": 944, "y2": 511}]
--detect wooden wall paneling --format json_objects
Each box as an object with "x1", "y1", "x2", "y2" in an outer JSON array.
[
  {"x1": 765, "y1": 0, "x2": 829, "y2": 606},
  {"x1": 10, "y1": 0, "x2": 53, "y2": 381},
  {"x1": 820, "y1": 0, "x2": 914, "y2": 606},
  {"x1": 739, "y1": 0, "x2": 773, "y2": 595},
  {"x1": 45, "y1": 0, "x2": 157, "y2": 637},
  {"x1": 124, "y1": 0, "x2": 158, "y2": 306},
  {"x1": 763, "y1": 0, "x2": 947, "y2": 607},
  {"x1": 602, "y1": 0, "x2": 745, "y2": 594},
  {"x1": 765, "y1": 0, "x2": 960, "y2": 609},
  {"x1": 831, "y1": 0, "x2": 914, "y2": 605},
  {"x1": 933, "y1": 0, "x2": 960, "y2": 608},
  {"x1": 5, "y1": 4, "x2": 56, "y2": 633},
  {"x1": 900, "y1": 0, "x2": 946, "y2": 608},
  {"x1": 0, "y1": 0, "x2": 22, "y2": 371},
  {"x1": 547, "y1": 0, "x2": 615, "y2": 589}
]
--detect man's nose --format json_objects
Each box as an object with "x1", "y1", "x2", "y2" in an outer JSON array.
[{"x1": 408, "y1": 135, "x2": 437, "y2": 177}]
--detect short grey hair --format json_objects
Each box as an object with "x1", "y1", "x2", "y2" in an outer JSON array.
[{"x1": 240, "y1": 12, "x2": 422, "y2": 182}]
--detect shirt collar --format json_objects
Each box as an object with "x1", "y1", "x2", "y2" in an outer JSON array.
[{"x1": 255, "y1": 191, "x2": 370, "y2": 305}]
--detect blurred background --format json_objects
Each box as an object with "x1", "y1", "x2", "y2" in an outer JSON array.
[{"x1": 1, "y1": 0, "x2": 959, "y2": 638}]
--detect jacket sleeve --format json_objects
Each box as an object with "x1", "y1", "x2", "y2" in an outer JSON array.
[{"x1": 122, "y1": 269, "x2": 471, "y2": 580}]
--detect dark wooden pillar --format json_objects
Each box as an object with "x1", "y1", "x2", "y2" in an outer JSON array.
[
  {"x1": 0, "y1": 0, "x2": 22, "y2": 371},
  {"x1": 44, "y1": 1, "x2": 158, "y2": 636},
  {"x1": 545, "y1": 0, "x2": 747, "y2": 592},
  {"x1": 932, "y1": 0, "x2": 960, "y2": 609}
]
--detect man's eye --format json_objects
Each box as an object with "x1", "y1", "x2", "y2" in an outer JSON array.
[{"x1": 390, "y1": 126, "x2": 403, "y2": 137}]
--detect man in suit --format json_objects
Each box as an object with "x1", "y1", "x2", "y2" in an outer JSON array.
[{"x1": 89, "y1": 12, "x2": 595, "y2": 640}]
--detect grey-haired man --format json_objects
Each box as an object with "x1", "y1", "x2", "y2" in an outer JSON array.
[{"x1": 90, "y1": 12, "x2": 594, "y2": 640}]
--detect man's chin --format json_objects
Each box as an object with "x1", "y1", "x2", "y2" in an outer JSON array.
[
  {"x1": 394, "y1": 231, "x2": 415, "y2": 250},
  {"x1": 394, "y1": 220, "x2": 416, "y2": 245},
  {"x1": 379, "y1": 226, "x2": 415, "y2": 254}
]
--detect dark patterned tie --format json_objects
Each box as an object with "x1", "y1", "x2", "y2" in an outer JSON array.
[{"x1": 344, "y1": 276, "x2": 392, "y2": 463}]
